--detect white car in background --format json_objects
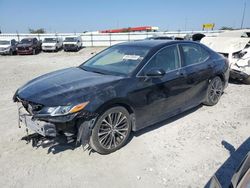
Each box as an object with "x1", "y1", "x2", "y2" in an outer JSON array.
[
  {"x1": 201, "y1": 30, "x2": 250, "y2": 84},
  {"x1": 42, "y1": 37, "x2": 63, "y2": 52},
  {"x1": 0, "y1": 39, "x2": 18, "y2": 55},
  {"x1": 63, "y1": 36, "x2": 82, "y2": 51}
]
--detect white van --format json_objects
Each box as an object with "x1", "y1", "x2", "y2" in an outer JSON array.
[
  {"x1": 42, "y1": 37, "x2": 63, "y2": 52},
  {"x1": 63, "y1": 36, "x2": 82, "y2": 51}
]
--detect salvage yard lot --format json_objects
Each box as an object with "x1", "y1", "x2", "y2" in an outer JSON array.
[{"x1": 0, "y1": 48, "x2": 249, "y2": 188}]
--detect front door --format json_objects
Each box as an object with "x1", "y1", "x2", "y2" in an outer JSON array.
[{"x1": 129, "y1": 44, "x2": 189, "y2": 130}]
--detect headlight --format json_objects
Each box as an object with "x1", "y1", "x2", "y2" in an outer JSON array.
[{"x1": 43, "y1": 102, "x2": 89, "y2": 116}]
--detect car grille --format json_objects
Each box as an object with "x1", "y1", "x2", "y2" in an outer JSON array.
[
  {"x1": 18, "y1": 47, "x2": 29, "y2": 50},
  {"x1": 64, "y1": 44, "x2": 75, "y2": 47},
  {"x1": 44, "y1": 46, "x2": 52, "y2": 48}
]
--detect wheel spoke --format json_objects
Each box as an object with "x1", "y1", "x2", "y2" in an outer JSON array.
[
  {"x1": 115, "y1": 112, "x2": 122, "y2": 125},
  {"x1": 115, "y1": 130, "x2": 126, "y2": 137},
  {"x1": 100, "y1": 132, "x2": 110, "y2": 144},
  {"x1": 98, "y1": 130, "x2": 110, "y2": 137},
  {"x1": 117, "y1": 128, "x2": 128, "y2": 131},
  {"x1": 102, "y1": 119, "x2": 112, "y2": 127},
  {"x1": 115, "y1": 116, "x2": 127, "y2": 128},
  {"x1": 107, "y1": 114, "x2": 113, "y2": 125}
]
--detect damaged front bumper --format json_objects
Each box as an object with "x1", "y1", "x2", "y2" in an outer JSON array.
[
  {"x1": 17, "y1": 103, "x2": 97, "y2": 148},
  {"x1": 18, "y1": 105, "x2": 57, "y2": 137}
]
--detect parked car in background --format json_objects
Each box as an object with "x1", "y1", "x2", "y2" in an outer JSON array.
[
  {"x1": 17, "y1": 38, "x2": 42, "y2": 55},
  {"x1": 63, "y1": 36, "x2": 82, "y2": 51},
  {"x1": 42, "y1": 37, "x2": 63, "y2": 52},
  {"x1": 13, "y1": 40, "x2": 229, "y2": 154},
  {"x1": 0, "y1": 39, "x2": 18, "y2": 55},
  {"x1": 201, "y1": 29, "x2": 250, "y2": 84}
]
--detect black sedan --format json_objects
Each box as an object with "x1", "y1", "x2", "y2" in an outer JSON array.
[{"x1": 13, "y1": 40, "x2": 229, "y2": 154}]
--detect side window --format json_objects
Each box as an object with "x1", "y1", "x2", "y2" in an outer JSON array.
[
  {"x1": 181, "y1": 43, "x2": 210, "y2": 66},
  {"x1": 142, "y1": 45, "x2": 180, "y2": 74},
  {"x1": 11, "y1": 40, "x2": 15, "y2": 45}
]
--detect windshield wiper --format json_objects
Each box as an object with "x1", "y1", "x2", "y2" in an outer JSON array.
[
  {"x1": 79, "y1": 67, "x2": 107, "y2": 75},
  {"x1": 90, "y1": 70, "x2": 107, "y2": 75}
]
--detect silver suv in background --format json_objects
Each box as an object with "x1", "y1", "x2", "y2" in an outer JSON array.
[
  {"x1": 63, "y1": 36, "x2": 82, "y2": 51},
  {"x1": 0, "y1": 39, "x2": 18, "y2": 55},
  {"x1": 42, "y1": 37, "x2": 63, "y2": 52}
]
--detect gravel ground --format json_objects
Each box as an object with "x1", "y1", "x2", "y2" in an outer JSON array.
[{"x1": 0, "y1": 48, "x2": 249, "y2": 188}]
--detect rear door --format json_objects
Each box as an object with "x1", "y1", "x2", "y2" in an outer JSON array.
[{"x1": 179, "y1": 43, "x2": 213, "y2": 106}]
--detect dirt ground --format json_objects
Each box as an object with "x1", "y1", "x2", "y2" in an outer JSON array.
[{"x1": 0, "y1": 48, "x2": 249, "y2": 188}]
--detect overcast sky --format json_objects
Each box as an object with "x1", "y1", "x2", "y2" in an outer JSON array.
[{"x1": 0, "y1": 0, "x2": 249, "y2": 33}]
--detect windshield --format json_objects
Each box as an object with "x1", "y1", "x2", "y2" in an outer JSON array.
[
  {"x1": 43, "y1": 38, "x2": 57, "y2": 43},
  {"x1": 0, "y1": 40, "x2": 10, "y2": 45},
  {"x1": 20, "y1": 39, "x2": 33, "y2": 44},
  {"x1": 80, "y1": 45, "x2": 150, "y2": 75},
  {"x1": 64, "y1": 37, "x2": 77, "y2": 42}
]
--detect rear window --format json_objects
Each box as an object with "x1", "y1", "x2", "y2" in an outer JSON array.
[{"x1": 181, "y1": 43, "x2": 210, "y2": 66}]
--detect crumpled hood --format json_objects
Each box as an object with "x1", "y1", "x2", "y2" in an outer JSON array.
[
  {"x1": 16, "y1": 67, "x2": 123, "y2": 106},
  {"x1": 201, "y1": 37, "x2": 250, "y2": 54}
]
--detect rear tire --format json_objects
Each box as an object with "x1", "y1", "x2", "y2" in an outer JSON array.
[
  {"x1": 203, "y1": 76, "x2": 223, "y2": 106},
  {"x1": 89, "y1": 106, "x2": 131, "y2": 154}
]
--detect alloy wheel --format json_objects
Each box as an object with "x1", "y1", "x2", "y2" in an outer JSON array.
[
  {"x1": 97, "y1": 112, "x2": 129, "y2": 149},
  {"x1": 209, "y1": 78, "x2": 223, "y2": 104}
]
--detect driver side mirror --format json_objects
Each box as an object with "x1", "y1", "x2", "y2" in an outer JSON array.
[{"x1": 145, "y1": 68, "x2": 165, "y2": 77}]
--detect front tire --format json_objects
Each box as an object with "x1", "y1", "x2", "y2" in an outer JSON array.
[
  {"x1": 203, "y1": 76, "x2": 223, "y2": 106},
  {"x1": 89, "y1": 106, "x2": 131, "y2": 154}
]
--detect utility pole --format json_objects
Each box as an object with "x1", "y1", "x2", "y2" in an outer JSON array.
[{"x1": 240, "y1": 0, "x2": 246, "y2": 29}]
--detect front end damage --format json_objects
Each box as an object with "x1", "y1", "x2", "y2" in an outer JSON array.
[
  {"x1": 15, "y1": 96, "x2": 97, "y2": 149},
  {"x1": 229, "y1": 48, "x2": 250, "y2": 83},
  {"x1": 200, "y1": 31, "x2": 250, "y2": 84}
]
